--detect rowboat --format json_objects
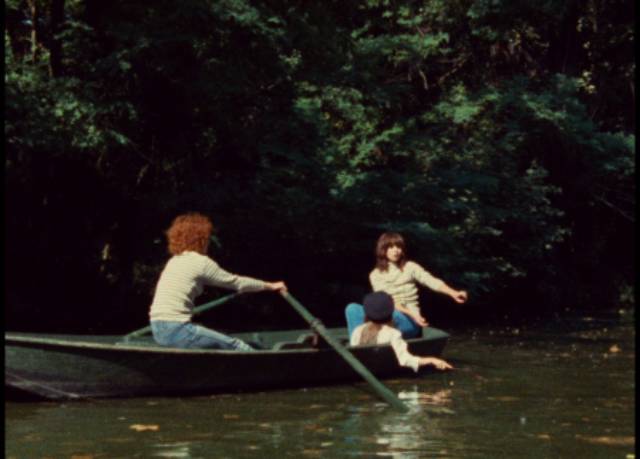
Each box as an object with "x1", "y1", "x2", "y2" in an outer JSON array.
[{"x1": 5, "y1": 326, "x2": 449, "y2": 400}]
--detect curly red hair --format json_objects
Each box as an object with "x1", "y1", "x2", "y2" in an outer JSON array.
[{"x1": 166, "y1": 213, "x2": 213, "y2": 255}]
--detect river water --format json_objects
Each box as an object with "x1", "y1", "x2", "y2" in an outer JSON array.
[{"x1": 5, "y1": 310, "x2": 635, "y2": 458}]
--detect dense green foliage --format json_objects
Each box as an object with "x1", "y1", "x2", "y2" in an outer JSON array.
[{"x1": 5, "y1": 0, "x2": 634, "y2": 332}]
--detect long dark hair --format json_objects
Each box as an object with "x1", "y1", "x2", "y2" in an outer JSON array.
[{"x1": 375, "y1": 232, "x2": 407, "y2": 271}]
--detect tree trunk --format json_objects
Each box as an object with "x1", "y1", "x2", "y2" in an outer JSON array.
[
  {"x1": 5, "y1": 4, "x2": 30, "y2": 61},
  {"x1": 547, "y1": 0, "x2": 583, "y2": 75},
  {"x1": 26, "y1": 0, "x2": 41, "y2": 63},
  {"x1": 49, "y1": 0, "x2": 65, "y2": 77}
]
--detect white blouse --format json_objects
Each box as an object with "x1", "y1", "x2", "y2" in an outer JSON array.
[{"x1": 369, "y1": 261, "x2": 444, "y2": 315}]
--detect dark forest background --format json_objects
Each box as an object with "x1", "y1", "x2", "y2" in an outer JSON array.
[{"x1": 5, "y1": 0, "x2": 635, "y2": 334}]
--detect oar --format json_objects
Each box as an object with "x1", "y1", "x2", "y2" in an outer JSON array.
[
  {"x1": 280, "y1": 291, "x2": 408, "y2": 412},
  {"x1": 121, "y1": 292, "x2": 239, "y2": 342}
]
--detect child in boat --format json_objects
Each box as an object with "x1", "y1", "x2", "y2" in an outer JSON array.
[
  {"x1": 149, "y1": 212, "x2": 286, "y2": 350},
  {"x1": 346, "y1": 232, "x2": 468, "y2": 339},
  {"x1": 350, "y1": 292, "x2": 453, "y2": 372}
]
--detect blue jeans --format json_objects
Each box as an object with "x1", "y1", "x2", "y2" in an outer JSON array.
[
  {"x1": 150, "y1": 321, "x2": 254, "y2": 351},
  {"x1": 344, "y1": 303, "x2": 422, "y2": 339}
]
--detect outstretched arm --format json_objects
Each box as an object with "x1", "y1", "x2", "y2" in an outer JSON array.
[
  {"x1": 411, "y1": 262, "x2": 468, "y2": 304},
  {"x1": 203, "y1": 258, "x2": 287, "y2": 293},
  {"x1": 419, "y1": 356, "x2": 453, "y2": 370},
  {"x1": 435, "y1": 282, "x2": 468, "y2": 304}
]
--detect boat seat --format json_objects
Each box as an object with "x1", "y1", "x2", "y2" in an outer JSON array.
[
  {"x1": 272, "y1": 332, "x2": 321, "y2": 350},
  {"x1": 272, "y1": 333, "x2": 350, "y2": 350}
]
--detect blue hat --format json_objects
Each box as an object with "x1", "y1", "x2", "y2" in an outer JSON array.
[{"x1": 363, "y1": 292, "x2": 394, "y2": 322}]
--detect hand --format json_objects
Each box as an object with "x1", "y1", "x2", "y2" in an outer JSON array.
[
  {"x1": 266, "y1": 281, "x2": 287, "y2": 292},
  {"x1": 412, "y1": 313, "x2": 429, "y2": 327},
  {"x1": 452, "y1": 290, "x2": 468, "y2": 304},
  {"x1": 420, "y1": 357, "x2": 453, "y2": 370}
]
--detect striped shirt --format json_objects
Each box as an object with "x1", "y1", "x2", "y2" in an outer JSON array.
[
  {"x1": 369, "y1": 261, "x2": 444, "y2": 315},
  {"x1": 149, "y1": 251, "x2": 267, "y2": 322},
  {"x1": 350, "y1": 324, "x2": 421, "y2": 372}
]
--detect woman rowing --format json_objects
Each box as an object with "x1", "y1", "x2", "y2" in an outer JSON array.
[{"x1": 149, "y1": 212, "x2": 286, "y2": 350}]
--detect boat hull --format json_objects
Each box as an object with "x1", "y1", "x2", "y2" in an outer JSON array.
[{"x1": 5, "y1": 327, "x2": 449, "y2": 400}]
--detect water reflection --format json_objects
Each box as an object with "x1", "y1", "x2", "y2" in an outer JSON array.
[
  {"x1": 398, "y1": 387, "x2": 455, "y2": 413},
  {"x1": 153, "y1": 441, "x2": 193, "y2": 458},
  {"x1": 5, "y1": 312, "x2": 634, "y2": 458},
  {"x1": 338, "y1": 385, "x2": 457, "y2": 458}
]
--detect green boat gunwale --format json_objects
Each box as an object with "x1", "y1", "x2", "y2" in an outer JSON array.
[{"x1": 5, "y1": 327, "x2": 449, "y2": 355}]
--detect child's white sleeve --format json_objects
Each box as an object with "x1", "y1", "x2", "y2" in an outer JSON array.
[{"x1": 389, "y1": 335, "x2": 421, "y2": 372}]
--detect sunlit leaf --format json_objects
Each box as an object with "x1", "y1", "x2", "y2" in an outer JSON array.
[
  {"x1": 129, "y1": 424, "x2": 159, "y2": 432},
  {"x1": 575, "y1": 435, "x2": 634, "y2": 446}
]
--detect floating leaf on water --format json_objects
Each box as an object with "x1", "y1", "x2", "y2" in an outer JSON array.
[
  {"x1": 537, "y1": 434, "x2": 551, "y2": 440},
  {"x1": 321, "y1": 442, "x2": 333, "y2": 447},
  {"x1": 575, "y1": 435, "x2": 634, "y2": 446},
  {"x1": 129, "y1": 424, "x2": 159, "y2": 432},
  {"x1": 223, "y1": 414, "x2": 240, "y2": 420},
  {"x1": 609, "y1": 344, "x2": 621, "y2": 353},
  {"x1": 259, "y1": 423, "x2": 271, "y2": 428}
]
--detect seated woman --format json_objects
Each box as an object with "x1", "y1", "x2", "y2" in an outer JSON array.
[
  {"x1": 350, "y1": 291, "x2": 453, "y2": 372},
  {"x1": 149, "y1": 212, "x2": 286, "y2": 350},
  {"x1": 346, "y1": 232, "x2": 468, "y2": 339}
]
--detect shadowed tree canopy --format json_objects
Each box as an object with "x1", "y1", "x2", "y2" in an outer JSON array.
[{"x1": 4, "y1": 0, "x2": 635, "y2": 333}]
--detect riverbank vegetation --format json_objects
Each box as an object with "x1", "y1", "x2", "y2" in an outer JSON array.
[{"x1": 5, "y1": 0, "x2": 634, "y2": 332}]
